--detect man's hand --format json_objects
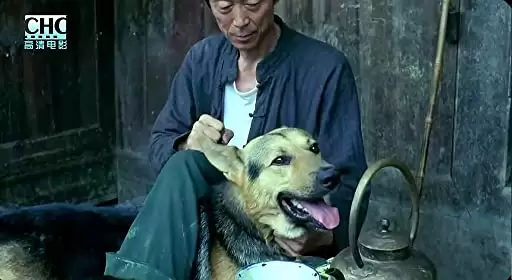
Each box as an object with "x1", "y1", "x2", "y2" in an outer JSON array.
[
  {"x1": 182, "y1": 114, "x2": 234, "y2": 151},
  {"x1": 275, "y1": 230, "x2": 333, "y2": 257}
]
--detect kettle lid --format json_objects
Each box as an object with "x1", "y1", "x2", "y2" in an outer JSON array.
[{"x1": 358, "y1": 218, "x2": 410, "y2": 258}]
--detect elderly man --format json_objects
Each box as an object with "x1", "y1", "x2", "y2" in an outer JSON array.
[{"x1": 104, "y1": 0, "x2": 369, "y2": 279}]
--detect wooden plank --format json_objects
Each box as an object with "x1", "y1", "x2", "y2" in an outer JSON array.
[
  {"x1": 95, "y1": 0, "x2": 116, "y2": 146},
  {"x1": 166, "y1": 0, "x2": 206, "y2": 83},
  {"x1": 145, "y1": 0, "x2": 206, "y2": 132},
  {"x1": 0, "y1": 158, "x2": 116, "y2": 206},
  {"x1": 507, "y1": 7, "x2": 512, "y2": 188},
  {"x1": 0, "y1": 53, "x2": 8, "y2": 141},
  {"x1": 1, "y1": 149, "x2": 112, "y2": 184},
  {"x1": 21, "y1": 0, "x2": 55, "y2": 137},
  {"x1": 0, "y1": 0, "x2": 28, "y2": 143},
  {"x1": 78, "y1": 0, "x2": 99, "y2": 127},
  {"x1": 357, "y1": 0, "x2": 458, "y2": 181},
  {"x1": 275, "y1": 0, "x2": 313, "y2": 27},
  {"x1": 145, "y1": 0, "x2": 173, "y2": 127},
  {"x1": 0, "y1": 126, "x2": 110, "y2": 180},
  {"x1": 22, "y1": 46, "x2": 40, "y2": 137},
  {"x1": 46, "y1": 0, "x2": 84, "y2": 133},
  {"x1": 0, "y1": 125, "x2": 103, "y2": 159},
  {"x1": 275, "y1": 0, "x2": 361, "y2": 81},
  {"x1": 203, "y1": 2, "x2": 219, "y2": 36},
  {"x1": 116, "y1": 150, "x2": 156, "y2": 202},
  {"x1": 452, "y1": 0, "x2": 511, "y2": 206},
  {"x1": 115, "y1": 0, "x2": 146, "y2": 152},
  {"x1": 508, "y1": 95, "x2": 511, "y2": 186}
]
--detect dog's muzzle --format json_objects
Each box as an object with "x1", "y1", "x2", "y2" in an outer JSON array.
[
  {"x1": 277, "y1": 166, "x2": 342, "y2": 231},
  {"x1": 316, "y1": 166, "x2": 340, "y2": 191}
]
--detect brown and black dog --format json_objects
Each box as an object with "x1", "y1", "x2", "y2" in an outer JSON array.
[
  {"x1": 0, "y1": 127, "x2": 342, "y2": 280},
  {"x1": 194, "y1": 127, "x2": 341, "y2": 280}
]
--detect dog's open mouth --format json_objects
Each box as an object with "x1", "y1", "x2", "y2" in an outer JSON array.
[{"x1": 277, "y1": 192, "x2": 340, "y2": 230}]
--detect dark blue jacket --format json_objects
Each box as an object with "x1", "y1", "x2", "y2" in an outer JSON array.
[{"x1": 149, "y1": 15, "x2": 368, "y2": 252}]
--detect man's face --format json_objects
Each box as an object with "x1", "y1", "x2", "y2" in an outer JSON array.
[{"x1": 209, "y1": 0, "x2": 275, "y2": 51}]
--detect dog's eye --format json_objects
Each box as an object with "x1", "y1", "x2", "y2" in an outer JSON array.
[
  {"x1": 309, "y1": 143, "x2": 320, "y2": 154},
  {"x1": 271, "y1": 156, "x2": 292, "y2": 166}
]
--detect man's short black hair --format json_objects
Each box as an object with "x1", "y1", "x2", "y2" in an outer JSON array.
[{"x1": 204, "y1": 0, "x2": 280, "y2": 8}]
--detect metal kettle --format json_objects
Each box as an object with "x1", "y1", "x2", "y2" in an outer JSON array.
[{"x1": 329, "y1": 158, "x2": 437, "y2": 280}]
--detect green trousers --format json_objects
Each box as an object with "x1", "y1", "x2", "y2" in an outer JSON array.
[{"x1": 104, "y1": 150, "x2": 224, "y2": 280}]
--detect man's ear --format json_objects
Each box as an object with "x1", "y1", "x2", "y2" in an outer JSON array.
[{"x1": 200, "y1": 143, "x2": 245, "y2": 186}]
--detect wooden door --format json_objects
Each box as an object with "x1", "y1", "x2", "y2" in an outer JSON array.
[{"x1": 0, "y1": 0, "x2": 116, "y2": 205}]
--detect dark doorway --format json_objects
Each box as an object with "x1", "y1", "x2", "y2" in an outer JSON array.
[{"x1": 0, "y1": 0, "x2": 116, "y2": 205}]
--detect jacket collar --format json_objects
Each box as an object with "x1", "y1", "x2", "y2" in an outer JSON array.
[{"x1": 220, "y1": 15, "x2": 296, "y2": 87}]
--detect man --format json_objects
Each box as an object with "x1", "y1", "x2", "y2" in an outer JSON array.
[{"x1": 104, "y1": 0, "x2": 369, "y2": 279}]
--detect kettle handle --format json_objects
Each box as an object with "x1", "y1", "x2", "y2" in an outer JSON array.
[{"x1": 348, "y1": 158, "x2": 420, "y2": 268}]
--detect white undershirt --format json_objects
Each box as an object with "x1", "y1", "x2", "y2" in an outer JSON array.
[{"x1": 222, "y1": 81, "x2": 258, "y2": 149}]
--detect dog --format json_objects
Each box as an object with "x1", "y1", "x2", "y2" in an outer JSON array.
[
  {"x1": 0, "y1": 127, "x2": 342, "y2": 280},
  {"x1": 191, "y1": 127, "x2": 342, "y2": 280}
]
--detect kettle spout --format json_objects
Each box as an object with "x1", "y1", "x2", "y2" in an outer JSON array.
[{"x1": 323, "y1": 267, "x2": 345, "y2": 280}]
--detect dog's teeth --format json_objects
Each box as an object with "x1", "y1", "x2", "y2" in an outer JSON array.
[{"x1": 291, "y1": 199, "x2": 307, "y2": 212}]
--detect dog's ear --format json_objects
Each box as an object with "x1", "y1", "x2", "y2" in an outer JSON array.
[{"x1": 199, "y1": 142, "x2": 245, "y2": 186}]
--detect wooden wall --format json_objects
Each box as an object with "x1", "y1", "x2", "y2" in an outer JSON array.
[
  {"x1": 1, "y1": 0, "x2": 507, "y2": 279},
  {"x1": 272, "y1": 0, "x2": 510, "y2": 279}
]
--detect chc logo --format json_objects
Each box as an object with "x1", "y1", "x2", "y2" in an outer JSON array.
[{"x1": 24, "y1": 15, "x2": 67, "y2": 50}]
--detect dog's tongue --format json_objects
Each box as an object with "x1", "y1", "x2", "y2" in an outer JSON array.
[{"x1": 297, "y1": 200, "x2": 340, "y2": 229}]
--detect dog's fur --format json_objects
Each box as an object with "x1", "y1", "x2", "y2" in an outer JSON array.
[
  {"x1": 0, "y1": 127, "x2": 340, "y2": 280},
  {"x1": 0, "y1": 203, "x2": 137, "y2": 279}
]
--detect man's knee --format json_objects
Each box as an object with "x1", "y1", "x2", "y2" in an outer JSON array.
[
  {"x1": 160, "y1": 150, "x2": 209, "y2": 173},
  {"x1": 160, "y1": 150, "x2": 224, "y2": 185},
  {"x1": 171, "y1": 150, "x2": 208, "y2": 165}
]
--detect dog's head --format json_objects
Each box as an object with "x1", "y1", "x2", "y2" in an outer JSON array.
[{"x1": 201, "y1": 127, "x2": 341, "y2": 239}]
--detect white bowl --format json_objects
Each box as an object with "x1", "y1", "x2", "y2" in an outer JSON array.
[{"x1": 236, "y1": 260, "x2": 321, "y2": 280}]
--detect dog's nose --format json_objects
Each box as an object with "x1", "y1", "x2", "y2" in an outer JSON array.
[{"x1": 316, "y1": 166, "x2": 340, "y2": 190}]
